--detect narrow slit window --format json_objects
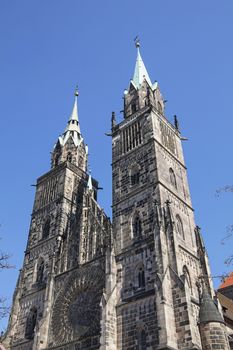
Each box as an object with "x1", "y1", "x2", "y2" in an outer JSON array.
[
  {"x1": 67, "y1": 152, "x2": 72, "y2": 162},
  {"x1": 139, "y1": 329, "x2": 147, "y2": 350},
  {"x1": 134, "y1": 216, "x2": 142, "y2": 239},
  {"x1": 169, "y1": 168, "x2": 177, "y2": 189},
  {"x1": 42, "y1": 218, "x2": 50, "y2": 239},
  {"x1": 176, "y1": 214, "x2": 185, "y2": 240},
  {"x1": 138, "y1": 268, "x2": 145, "y2": 288}
]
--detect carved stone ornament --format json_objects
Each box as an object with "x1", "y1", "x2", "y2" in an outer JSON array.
[{"x1": 51, "y1": 264, "x2": 105, "y2": 345}]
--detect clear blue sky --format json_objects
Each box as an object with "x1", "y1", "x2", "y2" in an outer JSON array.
[{"x1": 1, "y1": 0, "x2": 233, "y2": 331}]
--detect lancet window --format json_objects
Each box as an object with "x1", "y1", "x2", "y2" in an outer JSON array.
[
  {"x1": 176, "y1": 214, "x2": 185, "y2": 240},
  {"x1": 67, "y1": 152, "x2": 72, "y2": 162},
  {"x1": 42, "y1": 218, "x2": 50, "y2": 239},
  {"x1": 36, "y1": 258, "x2": 44, "y2": 284},
  {"x1": 25, "y1": 307, "x2": 37, "y2": 340},
  {"x1": 133, "y1": 216, "x2": 142, "y2": 239},
  {"x1": 169, "y1": 167, "x2": 177, "y2": 189},
  {"x1": 131, "y1": 98, "x2": 139, "y2": 114},
  {"x1": 138, "y1": 329, "x2": 147, "y2": 350},
  {"x1": 183, "y1": 265, "x2": 192, "y2": 294},
  {"x1": 138, "y1": 267, "x2": 145, "y2": 288},
  {"x1": 130, "y1": 164, "x2": 140, "y2": 186}
]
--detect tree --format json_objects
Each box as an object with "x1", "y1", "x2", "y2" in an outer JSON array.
[
  {"x1": 0, "y1": 244, "x2": 13, "y2": 320},
  {"x1": 216, "y1": 186, "x2": 233, "y2": 265}
]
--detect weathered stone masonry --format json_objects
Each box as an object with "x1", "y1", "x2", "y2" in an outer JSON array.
[{"x1": 1, "y1": 44, "x2": 230, "y2": 350}]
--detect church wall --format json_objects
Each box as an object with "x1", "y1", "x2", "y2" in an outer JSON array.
[
  {"x1": 199, "y1": 322, "x2": 230, "y2": 350},
  {"x1": 46, "y1": 259, "x2": 106, "y2": 350},
  {"x1": 3, "y1": 45, "x2": 229, "y2": 350},
  {"x1": 172, "y1": 283, "x2": 202, "y2": 349},
  {"x1": 116, "y1": 296, "x2": 158, "y2": 350}
]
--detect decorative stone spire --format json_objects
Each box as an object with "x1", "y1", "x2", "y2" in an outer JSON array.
[
  {"x1": 87, "y1": 173, "x2": 93, "y2": 191},
  {"x1": 59, "y1": 87, "x2": 83, "y2": 147},
  {"x1": 199, "y1": 282, "x2": 224, "y2": 325},
  {"x1": 132, "y1": 38, "x2": 152, "y2": 88},
  {"x1": 198, "y1": 282, "x2": 230, "y2": 350},
  {"x1": 65, "y1": 86, "x2": 81, "y2": 134}
]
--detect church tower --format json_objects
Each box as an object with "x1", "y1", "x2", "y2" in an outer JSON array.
[
  {"x1": 111, "y1": 40, "x2": 229, "y2": 350},
  {"x1": 3, "y1": 89, "x2": 111, "y2": 350},
  {"x1": 2, "y1": 43, "x2": 231, "y2": 350}
]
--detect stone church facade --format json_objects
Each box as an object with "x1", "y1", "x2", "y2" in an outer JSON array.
[{"x1": 1, "y1": 43, "x2": 230, "y2": 350}]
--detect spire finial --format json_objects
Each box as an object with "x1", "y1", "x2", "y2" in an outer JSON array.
[
  {"x1": 75, "y1": 85, "x2": 79, "y2": 97},
  {"x1": 87, "y1": 167, "x2": 93, "y2": 191},
  {"x1": 132, "y1": 38, "x2": 152, "y2": 88},
  {"x1": 134, "y1": 36, "x2": 140, "y2": 49},
  {"x1": 63, "y1": 86, "x2": 81, "y2": 137}
]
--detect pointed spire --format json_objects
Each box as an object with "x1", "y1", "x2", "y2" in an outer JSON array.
[
  {"x1": 87, "y1": 173, "x2": 93, "y2": 191},
  {"x1": 65, "y1": 86, "x2": 81, "y2": 134},
  {"x1": 199, "y1": 282, "x2": 224, "y2": 325},
  {"x1": 58, "y1": 87, "x2": 83, "y2": 147},
  {"x1": 132, "y1": 38, "x2": 152, "y2": 89}
]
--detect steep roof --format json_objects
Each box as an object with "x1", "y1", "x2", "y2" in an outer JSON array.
[
  {"x1": 199, "y1": 284, "x2": 225, "y2": 325},
  {"x1": 217, "y1": 292, "x2": 233, "y2": 322},
  {"x1": 219, "y1": 272, "x2": 233, "y2": 290},
  {"x1": 132, "y1": 43, "x2": 152, "y2": 89},
  {"x1": 58, "y1": 88, "x2": 83, "y2": 147}
]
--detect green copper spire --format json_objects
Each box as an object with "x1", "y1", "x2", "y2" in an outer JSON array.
[
  {"x1": 58, "y1": 87, "x2": 83, "y2": 147},
  {"x1": 65, "y1": 86, "x2": 81, "y2": 134},
  {"x1": 132, "y1": 39, "x2": 152, "y2": 88},
  {"x1": 199, "y1": 282, "x2": 224, "y2": 325}
]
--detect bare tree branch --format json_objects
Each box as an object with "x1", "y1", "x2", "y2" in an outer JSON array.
[
  {"x1": 216, "y1": 187, "x2": 233, "y2": 266},
  {"x1": 0, "y1": 236, "x2": 14, "y2": 321},
  {"x1": 0, "y1": 298, "x2": 10, "y2": 319},
  {"x1": 221, "y1": 225, "x2": 233, "y2": 245},
  {"x1": 224, "y1": 255, "x2": 233, "y2": 266},
  {"x1": 0, "y1": 252, "x2": 13, "y2": 270},
  {"x1": 216, "y1": 185, "x2": 233, "y2": 197}
]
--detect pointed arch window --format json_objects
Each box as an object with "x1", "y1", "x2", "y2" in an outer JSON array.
[
  {"x1": 131, "y1": 98, "x2": 139, "y2": 114},
  {"x1": 67, "y1": 152, "x2": 72, "y2": 162},
  {"x1": 42, "y1": 218, "x2": 50, "y2": 239},
  {"x1": 133, "y1": 216, "x2": 142, "y2": 239},
  {"x1": 169, "y1": 168, "x2": 177, "y2": 189},
  {"x1": 138, "y1": 329, "x2": 147, "y2": 350},
  {"x1": 138, "y1": 267, "x2": 145, "y2": 288},
  {"x1": 183, "y1": 265, "x2": 193, "y2": 294},
  {"x1": 130, "y1": 164, "x2": 140, "y2": 186},
  {"x1": 36, "y1": 258, "x2": 44, "y2": 284},
  {"x1": 25, "y1": 307, "x2": 37, "y2": 340},
  {"x1": 176, "y1": 214, "x2": 185, "y2": 240}
]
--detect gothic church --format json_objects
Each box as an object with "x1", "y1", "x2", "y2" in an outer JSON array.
[{"x1": 1, "y1": 42, "x2": 230, "y2": 350}]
